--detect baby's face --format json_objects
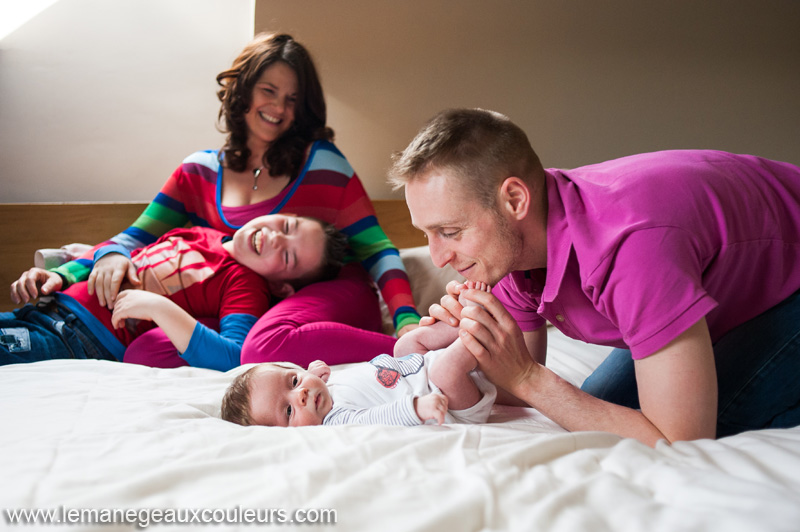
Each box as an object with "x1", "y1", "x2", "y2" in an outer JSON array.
[{"x1": 248, "y1": 365, "x2": 332, "y2": 427}]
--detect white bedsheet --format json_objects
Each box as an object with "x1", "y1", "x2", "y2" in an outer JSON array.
[{"x1": 1, "y1": 330, "x2": 799, "y2": 531}]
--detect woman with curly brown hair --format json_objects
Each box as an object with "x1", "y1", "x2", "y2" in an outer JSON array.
[{"x1": 18, "y1": 33, "x2": 419, "y2": 369}]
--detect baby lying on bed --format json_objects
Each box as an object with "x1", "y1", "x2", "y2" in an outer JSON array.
[
  {"x1": 222, "y1": 282, "x2": 498, "y2": 426},
  {"x1": 3, "y1": 214, "x2": 345, "y2": 371}
]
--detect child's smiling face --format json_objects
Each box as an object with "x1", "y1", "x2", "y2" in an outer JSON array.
[{"x1": 231, "y1": 214, "x2": 325, "y2": 282}]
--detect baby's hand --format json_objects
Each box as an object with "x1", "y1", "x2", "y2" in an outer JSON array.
[
  {"x1": 414, "y1": 393, "x2": 448, "y2": 425},
  {"x1": 458, "y1": 281, "x2": 491, "y2": 309},
  {"x1": 308, "y1": 360, "x2": 331, "y2": 383}
]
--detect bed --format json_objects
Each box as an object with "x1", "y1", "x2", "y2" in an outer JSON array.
[{"x1": 2, "y1": 203, "x2": 800, "y2": 531}]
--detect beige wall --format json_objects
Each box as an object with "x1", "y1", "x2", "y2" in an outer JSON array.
[
  {"x1": 2, "y1": 1, "x2": 798, "y2": 203},
  {"x1": 1, "y1": 0, "x2": 254, "y2": 202},
  {"x1": 256, "y1": 0, "x2": 800, "y2": 200}
]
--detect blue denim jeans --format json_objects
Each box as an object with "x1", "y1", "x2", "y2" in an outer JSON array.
[
  {"x1": 580, "y1": 289, "x2": 800, "y2": 438},
  {"x1": 0, "y1": 298, "x2": 117, "y2": 366}
]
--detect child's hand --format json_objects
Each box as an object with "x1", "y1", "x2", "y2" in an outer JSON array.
[
  {"x1": 110, "y1": 289, "x2": 162, "y2": 329},
  {"x1": 414, "y1": 393, "x2": 448, "y2": 425},
  {"x1": 112, "y1": 290, "x2": 195, "y2": 353}
]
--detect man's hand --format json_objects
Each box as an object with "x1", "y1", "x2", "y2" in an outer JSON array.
[
  {"x1": 414, "y1": 393, "x2": 449, "y2": 425},
  {"x1": 88, "y1": 253, "x2": 141, "y2": 309},
  {"x1": 9, "y1": 267, "x2": 63, "y2": 305},
  {"x1": 456, "y1": 287, "x2": 540, "y2": 397},
  {"x1": 419, "y1": 280, "x2": 467, "y2": 327}
]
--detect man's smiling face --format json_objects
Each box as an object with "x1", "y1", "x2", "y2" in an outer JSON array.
[{"x1": 405, "y1": 169, "x2": 523, "y2": 286}]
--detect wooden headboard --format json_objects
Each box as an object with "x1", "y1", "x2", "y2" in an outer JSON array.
[{"x1": 0, "y1": 200, "x2": 424, "y2": 312}]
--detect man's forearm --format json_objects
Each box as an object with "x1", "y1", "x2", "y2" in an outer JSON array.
[{"x1": 514, "y1": 366, "x2": 668, "y2": 447}]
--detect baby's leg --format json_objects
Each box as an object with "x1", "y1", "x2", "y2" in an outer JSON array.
[
  {"x1": 394, "y1": 320, "x2": 460, "y2": 358},
  {"x1": 428, "y1": 281, "x2": 494, "y2": 410},
  {"x1": 428, "y1": 337, "x2": 481, "y2": 410}
]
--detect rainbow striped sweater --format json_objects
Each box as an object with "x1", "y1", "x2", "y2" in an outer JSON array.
[{"x1": 54, "y1": 141, "x2": 420, "y2": 331}]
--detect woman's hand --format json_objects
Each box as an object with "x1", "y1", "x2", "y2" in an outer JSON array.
[
  {"x1": 396, "y1": 323, "x2": 419, "y2": 337},
  {"x1": 419, "y1": 280, "x2": 466, "y2": 327},
  {"x1": 88, "y1": 253, "x2": 141, "y2": 309},
  {"x1": 9, "y1": 268, "x2": 63, "y2": 305}
]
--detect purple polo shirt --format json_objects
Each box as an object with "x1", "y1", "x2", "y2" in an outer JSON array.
[{"x1": 494, "y1": 150, "x2": 800, "y2": 359}]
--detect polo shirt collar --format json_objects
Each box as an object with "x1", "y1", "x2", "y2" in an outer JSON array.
[{"x1": 541, "y1": 169, "x2": 573, "y2": 303}]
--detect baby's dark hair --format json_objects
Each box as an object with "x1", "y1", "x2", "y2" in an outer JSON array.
[{"x1": 292, "y1": 218, "x2": 348, "y2": 289}]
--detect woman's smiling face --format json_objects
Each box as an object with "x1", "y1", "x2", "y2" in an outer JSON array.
[{"x1": 245, "y1": 61, "x2": 299, "y2": 149}]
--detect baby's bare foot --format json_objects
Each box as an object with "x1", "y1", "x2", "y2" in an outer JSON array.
[{"x1": 458, "y1": 281, "x2": 491, "y2": 308}]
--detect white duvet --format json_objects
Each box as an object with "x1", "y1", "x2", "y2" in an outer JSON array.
[{"x1": 1, "y1": 329, "x2": 799, "y2": 531}]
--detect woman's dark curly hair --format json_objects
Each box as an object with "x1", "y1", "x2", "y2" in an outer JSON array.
[{"x1": 216, "y1": 33, "x2": 334, "y2": 177}]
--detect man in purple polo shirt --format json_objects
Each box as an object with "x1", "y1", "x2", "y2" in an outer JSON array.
[{"x1": 389, "y1": 108, "x2": 800, "y2": 447}]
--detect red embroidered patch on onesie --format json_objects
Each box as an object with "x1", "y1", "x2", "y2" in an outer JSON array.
[{"x1": 375, "y1": 368, "x2": 400, "y2": 389}]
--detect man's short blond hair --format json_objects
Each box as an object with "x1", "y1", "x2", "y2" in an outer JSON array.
[{"x1": 388, "y1": 108, "x2": 544, "y2": 208}]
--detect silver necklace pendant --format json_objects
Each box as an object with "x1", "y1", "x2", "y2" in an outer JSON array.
[{"x1": 252, "y1": 167, "x2": 263, "y2": 191}]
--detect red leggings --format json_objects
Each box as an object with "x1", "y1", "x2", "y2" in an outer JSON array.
[{"x1": 123, "y1": 264, "x2": 397, "y2": 369}]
